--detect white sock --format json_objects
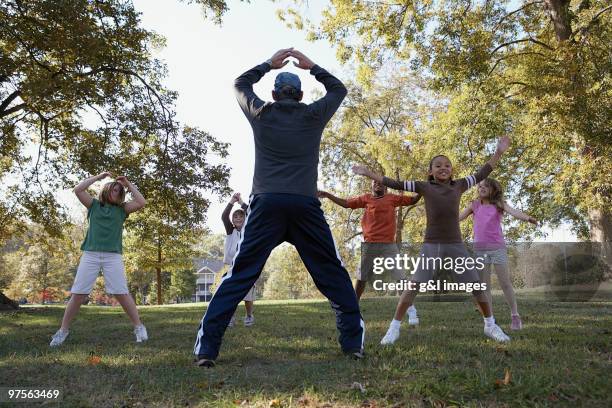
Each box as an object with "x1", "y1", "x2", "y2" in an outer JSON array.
[
  {"x1": 484, "y1": 316, "x2": 495, "y2": 327},
  {"x1": 390, "y1": 319, "x2": 402, "y2": 330},
  {"x1": 407, "y1": 305, "x2": 416, "y2": 313}
]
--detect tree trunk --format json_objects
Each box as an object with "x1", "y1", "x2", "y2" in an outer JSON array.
[
  {"x1": 589, "y1": 208, "x2": 612, "y2": 242},
  {"x1": 544, "y1": 0, "x2": 573, "y2": 41},
  {"x1": 589, "y1": 207, "x2": 612, "y2": 271},
  {"x1": 156, "y1": 239, "x2": 162, "y2": 305},
  {"x1": 0, "y1": 290, "x2": 18, "y2": 310}
]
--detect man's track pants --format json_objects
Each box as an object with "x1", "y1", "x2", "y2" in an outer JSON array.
[{"x1": 193, "y1": 193, "x2": 365, "y2": 360}]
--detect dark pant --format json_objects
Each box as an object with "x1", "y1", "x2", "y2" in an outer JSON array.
[{"x1": 193, "y1": 193, "x2": 365, "y2": 360}]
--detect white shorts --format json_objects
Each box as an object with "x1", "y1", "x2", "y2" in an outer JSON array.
[
  {"x1": 475, "y1": 247, "x2": 508, "y2": 265},
  {"x1": 243, "y1": 285, "x2": 256, "y2": 302},
  {"x1": 71, "y1": 251, "x2": 129, "y2": 295}
]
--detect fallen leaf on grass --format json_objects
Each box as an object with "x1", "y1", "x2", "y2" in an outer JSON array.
[
  {"x1": 269, "y1": 399, "x2": 282, "y2": 407},
  {"x1": 351, "y1": 382, "x2": 366, "y2": 393},
  {"x1": 504, "y1": 368, "x2": 512, "y2": 385},
  {"x1": 87, "y1": 355, "x2": 102, "y2": 365},
  {"x1": 494, "y1": 368, "x2": 512, "y2": 388},
  {"x1": 495, "y1": 345, "x2": 511, "y2": 357}
]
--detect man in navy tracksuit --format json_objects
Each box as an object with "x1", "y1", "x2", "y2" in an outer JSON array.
[{"x1": 193, "y1": 48, "x2": 365, "y2": 366}]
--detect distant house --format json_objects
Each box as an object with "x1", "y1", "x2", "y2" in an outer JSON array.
[{"x1": 192, "y1": 258, "x2": 224, "y2": 302}]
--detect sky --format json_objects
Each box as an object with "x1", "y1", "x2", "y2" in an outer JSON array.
[{"x1": 59, "y1": 0, "x2": 576, "y2": 241}]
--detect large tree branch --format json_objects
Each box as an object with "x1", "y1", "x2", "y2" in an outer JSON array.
[
  {"x1": 0, "y1": 90, "x2": 21, "y2": 113},
  {"x1": 486, "y1": 51, "x2": 550, "y2": 77},
  {"x1": 490, "y1": 37, "x2": 554, "y2": 54},
  {"x1": 0, "y1": 103, "x2": 27, "y2": 118},
  {"x1": 544, "y1": 0, "x2": 572, "y2": 41},
  {"x1": 495, "y1": 1, "x2": 544, "y2": 29}
]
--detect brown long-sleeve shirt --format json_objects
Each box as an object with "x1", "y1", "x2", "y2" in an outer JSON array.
[{"x1": 382, "y1": 163, "x2": 493, "y2": 243}]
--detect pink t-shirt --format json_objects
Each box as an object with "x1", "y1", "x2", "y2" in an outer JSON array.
[{"x1": 472, "y1": 200, "x2": 505, "y2": 250}]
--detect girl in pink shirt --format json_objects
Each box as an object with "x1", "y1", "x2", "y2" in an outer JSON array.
[{"x1": 460, "y1": 178, "x2": 537, "y2": 330}]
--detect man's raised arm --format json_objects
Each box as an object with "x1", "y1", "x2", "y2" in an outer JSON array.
[
  {"x1": 234, "y1": 48, "x2": 293, "y2": 120},
  {"x1": 290, "y1": 49, "x2": 347, "y2": 124}
]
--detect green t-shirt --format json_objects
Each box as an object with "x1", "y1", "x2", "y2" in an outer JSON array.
[{"x1": 80, "y1": 198, "x2": 127, "y2": 254}]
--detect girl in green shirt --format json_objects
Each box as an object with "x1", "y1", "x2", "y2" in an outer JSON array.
[{"x1": 50, "y1": 172, "x2": 148, "y2": 347}]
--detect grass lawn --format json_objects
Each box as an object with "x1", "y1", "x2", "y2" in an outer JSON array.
[{"x1": 1, "y1": 289, "x2": 611, "y2": 408}]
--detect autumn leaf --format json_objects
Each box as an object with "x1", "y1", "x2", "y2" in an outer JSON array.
[
  {"x1": 87, "y1": 355, "x2": 102, "y2": 365},
  {"x1": 269, "y1": 399, "x2": 282, "y2": 408}
]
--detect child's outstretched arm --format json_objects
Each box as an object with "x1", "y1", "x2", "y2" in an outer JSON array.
[
  {"x1": 464, "y1": 136, "x2": 512, "y2": 190},
  {"x1": 73, "y1": 171, "x2": 111, "y2": 208},
  {"x1": 486, "y1": 136, "x2": 511, "y2": 169},
  {"x1": 503, "y1": 202, "x2": 537, "y2": 224},
  {"x1": 459, "y1": 206, "x2": 473, "y2": 221},
  {"x1": 236, "y1": 193, "x2": 248, "y2": 211},
  {"x1": 317, "y1": 191, "x2": 350, "y2": 208},
  {"x1": 352, "y1": 165, "x2": 384, "y2": 183},
  {"x1": 117, "y1": 176, "x2": 146, "y2": 214},
  {"x1": 352, "y1": 165, "x2": 421, "y2": 193},
  {"x1": 221, "y1": 193, "x2": 241, "y2": 235}
]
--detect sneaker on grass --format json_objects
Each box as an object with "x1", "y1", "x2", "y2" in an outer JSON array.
[
  {"x1": 243, "y1": 314, "x2": 255, "y2": 327},
  {"x1": 406, "y1": 306, "x2": 419, "y2": 326},
  {"x1": 195, "y1": 358, "x2": 215, "y2": 368},
  {"x1": 50, "y1": 329, "x2": 69, "y2": 347},
  {"x1": 484, "y1": 323, "x2": 511, "y2": 342},
  {"x1": 380, "y1": 325, "x2": 400, "y2": 345},
  {"x1": 510, "y1": 315, "x2": 523, "y2": 330},
  {"x1": 343, "y1": 349, "x2": 365, "y2": 360},
  {"x1": 134, "y1": 324, "x2": 148, "y2": 343}
]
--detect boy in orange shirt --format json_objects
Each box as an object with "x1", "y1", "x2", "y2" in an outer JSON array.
[{"x1": 319, "y1": 181, "x2": 421, "y2": 322}]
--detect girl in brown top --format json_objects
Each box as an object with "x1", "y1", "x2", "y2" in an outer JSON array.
[{"x1": 353, "y1": 136, "x2": 512, "y2": 344}]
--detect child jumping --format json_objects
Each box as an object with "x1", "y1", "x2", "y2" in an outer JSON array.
[
  {"x1": 221, "y1": 192, "x2": 255, "y2": 327},
  {"x1": 353, "y1": 136, "x2": 513, "y2": 344},
  {"x1": 459, "y1": 177, "x2": 537, "y2": 330},
  {"x1": 50, "y1": 172, "x2": 147, "y2": 346},
  {"x1": 318, "y1": 182, "x2": 421, "y2": 323}
]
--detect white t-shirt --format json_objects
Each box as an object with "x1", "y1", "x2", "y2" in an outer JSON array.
[{"x1": 223, "y1": 229, "x2": 242, "y2": 265}]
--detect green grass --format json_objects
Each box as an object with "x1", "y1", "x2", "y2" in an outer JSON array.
[{"x1": 1, "y1": 290, "x2": 611, "y2": 408}]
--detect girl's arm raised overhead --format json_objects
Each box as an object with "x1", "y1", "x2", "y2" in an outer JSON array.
[
  {"x1": 459, "y1": 206, "x2": 474, "y2": 222},
  {"x1": 73, "y1": 172, "x2": 111, "y2": 209},
  {"x1": 464, "y1": 136, "x2": 512, "y2": 190},
  {"x1": 487, "y1": 136, "x2": 511, "y2": 169},
  {"x1": 222, "y1": 193, "x2": 240, "y2": 234},
  {"x1": 503, "y1": 202, "x2": 537, "y2": 224},
  {"x1": 117, "y1": 176, "x2": 147, "y2": 215}
]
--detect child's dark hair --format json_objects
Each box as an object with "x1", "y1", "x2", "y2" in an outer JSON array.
[
  {"x1": 481, "y1": 178, "x2": 505, "y2": 213},
  {"x1": 428, "y1": 155, "x2": 453, "y2": 182}
]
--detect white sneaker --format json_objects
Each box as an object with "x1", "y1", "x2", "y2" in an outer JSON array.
[
  {"x1": 484, "y1": 323, "x2": 510, "y2": 342},
  {"x1": 380, "y1": 325, "x2": 401, "y2": 345},
  {"x1": 50, "y1": 329, "x2": 69, "y2": 347},
  {"x1": 243, "y1": 314, "x2": 255, "y2": 327},
  {"x1": 134, "y1": 324, "x2": 148, "y2": 342},
  {"x1": 407, "y1": 307, "x2": 419, "y2": 326}
]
